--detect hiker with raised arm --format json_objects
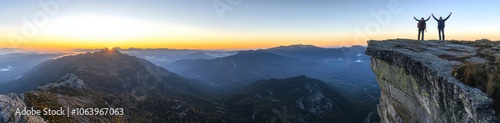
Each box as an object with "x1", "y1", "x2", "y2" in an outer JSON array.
[
  {"x1": 432, "y1": 12, "x2": 452, "y2": 41},
  {"x1": 414, "y1": 16, "x2": 430, "y2": 40}
]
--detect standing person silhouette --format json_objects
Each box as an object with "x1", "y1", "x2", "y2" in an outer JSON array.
[
  {"x1": 414, "y1": 16, "x2": 430, "y2": 40},
  {"x1": 432, "y1": 12, "x2": 452, "y2": 41}
]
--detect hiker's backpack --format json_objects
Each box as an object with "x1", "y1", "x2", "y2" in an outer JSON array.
[{"x1": 418, "y1": 21, "x2": 426, "y2": 29}]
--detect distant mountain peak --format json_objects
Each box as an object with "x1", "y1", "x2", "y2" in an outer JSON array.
[
  {"x1": 283, "y1": 44, "x2": 317, "y2": 47},
  {"x1": 268, "y1": 44, "x2": 325, "y2": 52},
  {"x1": 275, "y1": 44, "x2": 320, "y2": 49},
  {"x1": 96, "y1": 47, "x2": 122, "y2": 54}
]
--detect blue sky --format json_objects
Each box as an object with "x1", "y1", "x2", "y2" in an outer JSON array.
[{"x1": 0, "y1": 0, "x2": 499, "y2": 50}]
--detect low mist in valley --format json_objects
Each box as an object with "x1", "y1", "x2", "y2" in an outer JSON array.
[{"x1": 0, "y1": 44, "x2": 380, "y2": 122}]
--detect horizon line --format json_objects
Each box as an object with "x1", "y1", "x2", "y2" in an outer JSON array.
[{"x1": 1, "y1": 44, "x2": 368, "y2": 52}]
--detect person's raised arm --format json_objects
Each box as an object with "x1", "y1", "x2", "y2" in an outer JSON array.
[
  {"x1": 414, "y1": 16, "x2": 419, "y2": 21},
  {"x1": 432, "y1": 14, "x2": 438, "y2": 21},
  {"x1": 444, "y1": 12, "x2": 452, "y2": 21},
  {"x1": 425, "y1": 16, "x2": 431, "y2": 21}
]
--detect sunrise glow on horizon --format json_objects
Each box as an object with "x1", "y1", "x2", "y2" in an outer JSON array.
[{"x1": 1, "y1": 0, "x2": 500, "y2": 51}]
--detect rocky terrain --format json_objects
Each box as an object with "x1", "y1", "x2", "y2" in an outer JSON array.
[
  {"x1": 0, "y1": 74, "x2": 355, "y2": 122},
  {"x1": 0, "y1": 94, "x2": 46, "y2": 123},
  {"x1": 366, "y1": 39, "x2": 499, "y2": 122}
]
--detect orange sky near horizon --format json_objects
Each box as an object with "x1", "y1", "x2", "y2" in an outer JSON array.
[
  {"x1": 1, "y1": 28, "x2": 362, "y2": 51},
  {"x1": 2, "y1": 31, "x2": 498, "y2": 52},
  {"x1": 2, "y1": 37, "x2": 356, "y2": 51}
]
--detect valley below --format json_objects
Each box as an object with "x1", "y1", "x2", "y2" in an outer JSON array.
[{"x1": 0, "y1": 45, "x2": 380, "y2": 123}]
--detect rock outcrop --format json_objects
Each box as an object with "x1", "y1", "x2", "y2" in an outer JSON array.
[
  {"x1": 0, "y1": 93, "x2": 46, "y2": 123},
  {"x1": 36, "y1": 73, "x2": 86, "y2": 91},
  {"x1": 366, "y1": 39, "x2": 499, "y2": 123}
]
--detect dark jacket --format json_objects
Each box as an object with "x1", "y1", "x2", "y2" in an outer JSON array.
[
  {"x1": 433, "y1": 14, "x2": 452, "y2": 29},
  {"x1": 414, "y1": 16, "x2": 430, "y2": 29}
]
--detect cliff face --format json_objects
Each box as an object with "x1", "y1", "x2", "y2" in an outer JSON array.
[{"x1": 366, "y1": 39, "x2": 498, "y2": 123}]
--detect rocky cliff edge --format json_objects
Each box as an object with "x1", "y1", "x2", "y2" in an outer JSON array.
[{"x1": 366, "y1": 39, "x2": 499, "y2": 123}]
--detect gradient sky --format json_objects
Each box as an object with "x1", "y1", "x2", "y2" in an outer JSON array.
[{"x1": 0, "y1": 0, "x2": 499, "y2": 51}]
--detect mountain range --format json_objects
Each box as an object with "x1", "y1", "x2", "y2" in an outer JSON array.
[
  {"x1": 0, "y1": 48, "x2": 206, "y2": 96},
  {"x1": 163, "y1": 45, "x2": 372, "y2": 91},
  {"x1": 0, "y1": 45, "x2": 378, "y2": 122},
  {"x1": 167, "y1": 50, "x2": 330, "y2": 90}
]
